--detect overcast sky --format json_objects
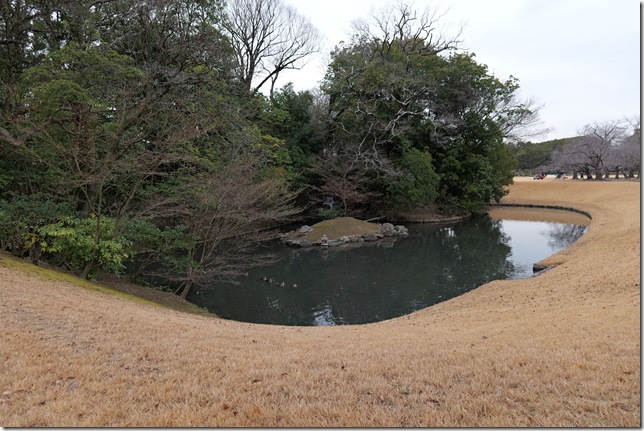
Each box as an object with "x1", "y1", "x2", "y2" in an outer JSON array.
[{"x1": 277, "y1": 0, "x2": 640, "y2": 141}]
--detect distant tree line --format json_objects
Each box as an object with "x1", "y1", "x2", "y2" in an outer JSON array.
[
  {"x1": 509, "y1": 118, "x2": 640, "y2": 179},
  {"x1": 0, "y1": 0, "x2": 544, "y2": 295},
  {"x1": 549, "y1": 119, "x2": 640, "y2": 180},
  {"x1": 509, "y1": 138, "x2": 572, "y2": 173}
]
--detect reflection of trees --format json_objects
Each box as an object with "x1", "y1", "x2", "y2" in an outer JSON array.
[
  {"x1": 431, "y1": 216, "x2": 514, "y2": 292},
  {"x1": 543, "y1": 224, "x2": 587, "y2": 250},
  {"x1": 192, "y1": 216, "x2": 516, "y2": 325},
  {"x1": 316, "y1": 216, "x2": 515, "y2": 323}
]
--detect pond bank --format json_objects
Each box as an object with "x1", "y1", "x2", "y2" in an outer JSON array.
[
  {"x1": 0, "y1": 178, "x2": 640, "y2": 427},
  {"x1": 487, "y1": 204, "x2": 592, "y2": 225}
]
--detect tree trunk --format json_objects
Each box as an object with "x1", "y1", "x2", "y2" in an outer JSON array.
[
  {"x1": 179, "y1": 281, "x2": 193, "y2": 299},
  {"x1": 81, "y1": 260, "x2": 96, "y2": 279},
  {"x1": 29, "y1": 242, "x2": 41, "y2": 265}
]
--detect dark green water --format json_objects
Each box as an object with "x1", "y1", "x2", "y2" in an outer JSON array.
[{"x1": 187, "y1": 216, "x2": 587, "y2": 326}]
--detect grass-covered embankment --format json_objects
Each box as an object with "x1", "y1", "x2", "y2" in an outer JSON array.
[{"x1": 0, "y1": 177, "x2": 639, "y2": 427}]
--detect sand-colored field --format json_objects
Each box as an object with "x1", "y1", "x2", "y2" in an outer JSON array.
[{"x1": 0, "y1": 178, "x2": 640, "y2": 427}]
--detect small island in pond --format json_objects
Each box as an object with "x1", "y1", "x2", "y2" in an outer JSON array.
[{"x1": 281, "y1": 217, "x2": 408, "y2": 248}]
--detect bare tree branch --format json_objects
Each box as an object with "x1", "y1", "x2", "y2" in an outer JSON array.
[
  {"x1": 351, "y1": 0, "x2": 463, "y2": 56},
  {"x1": 550, "y1": 119, "x2": 630, "y2": 179},
  {"x1": 221, "y1": 0, "x2": 322, "y2": 97}
]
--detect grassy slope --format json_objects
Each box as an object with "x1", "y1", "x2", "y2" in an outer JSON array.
[{"x1": 0, "y1": 178, "x2": 640, "y2": 427}]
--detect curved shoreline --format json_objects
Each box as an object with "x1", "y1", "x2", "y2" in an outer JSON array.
[
  {"x1": 487, "y1": 203, "x2": 592, "y2": 225},
  {"x1": 1, "y1": 179, "x2": 640, "y2": 427}
]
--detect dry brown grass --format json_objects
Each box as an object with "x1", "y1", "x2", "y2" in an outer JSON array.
[
  {"x1": 287, "y1": 216, "x2": 382, "y2": 242},
  {"x1": 0, "y1": 178, "x2": 640, "y2": 427}
]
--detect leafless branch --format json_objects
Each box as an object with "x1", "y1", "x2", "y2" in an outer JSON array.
[{"x1": 221, "y1": 0, "x2": 322, "y2": 97}]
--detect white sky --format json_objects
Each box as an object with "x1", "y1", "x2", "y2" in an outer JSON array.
[{"x1": 277, "y1": 0, "x2": 640, "y2": 141}]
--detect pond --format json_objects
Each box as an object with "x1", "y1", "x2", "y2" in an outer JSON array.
[{"x1": 186, "y1": 212, "x2": 588, "y2": 326}]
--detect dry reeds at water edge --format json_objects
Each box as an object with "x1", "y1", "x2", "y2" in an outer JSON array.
[{"x1": 0, "y1": 178, "x2": 640, "y2": 427}]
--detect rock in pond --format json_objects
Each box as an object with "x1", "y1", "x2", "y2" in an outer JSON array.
[{"x1": 281, "y1": 217, "x2": 408, "y2": 248}]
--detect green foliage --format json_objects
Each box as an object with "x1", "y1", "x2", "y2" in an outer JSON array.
[
  {"x1": 12, "y1": 42, "x2": 150, "y2": 219},
  {"x1": 0, "y1": 194, "x2": 72, "y2": 259},
  {"x1": 0, "y1": 1, "x2": 540, "y2": 294},
  {"x1": 23, "y1": 43, "x2": 144, "y2": 118},
  {"x1": 317, "y1": 207, "x2": 346, "y2": 220},
  {"x1": 487, "y1": 142, "x2": 517, "y2": 200},
  {"x1": 387, "y1": 148, "x2": 440, "y2": 211},
  {"x1": 322, "y1": 25, "x2": 530, "y2": 214},
  {"x1": 0, "y1": 140, "x2": 69, "y2": 198},
  {"x1": 119, "y1": 219, "x2": 194, "y2": 285},
  {"x1": 435, "y1": 138, "x2": 515, "y2": 214},
  {"x1": 123, "y1": 219, "x2": 190, "y2": 255},
  {"x1": 257, "y1": 134, "x2": 292, "y2": 173},
  {"x1": 38, "y1": 216, "x2": 132, "y2": 279},
  {"x1": 253, "y1": 84, "x2": 325, "y2": 193},
  {"x1": 509, "y1": 138, "x2": 572, "y2": 171}
]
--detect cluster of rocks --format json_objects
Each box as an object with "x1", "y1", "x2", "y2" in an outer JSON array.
[{"x1": 281, "y1": 222, "x2": 408, "y2": 248}]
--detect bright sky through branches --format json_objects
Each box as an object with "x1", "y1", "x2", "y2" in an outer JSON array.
[{"x1": 279, "y1": 0, "x2": 640, "y2": 141}]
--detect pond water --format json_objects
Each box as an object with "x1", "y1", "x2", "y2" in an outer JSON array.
[{"x1": 186, "y1": 215, "x2": 588, "y2": 326}]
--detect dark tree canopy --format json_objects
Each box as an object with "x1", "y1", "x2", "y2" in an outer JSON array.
[
  {"x1": 0, "y1": 0, "x2": 554, "y2": 294},
  {"x1": 319, "y1": 2, "x2": 528, "y2": 213}
]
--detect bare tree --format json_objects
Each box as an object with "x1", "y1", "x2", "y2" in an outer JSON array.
[
  {"x1": 146, "y1": 157, "x2": 299, "y2": 299},
  {"x1": 621, "y1": 133, "x2": 641, "y2": 179},
  {"x1": 308, "y1": 149, "x2": 382, "y2": 216},
  {"x1": 607, "y1": 117, "x2": 640, "y2": 179},
  {"x1": 484, "y1": 94, "x2": 551, "y2": 143},
  {"x1": 622, "y1": 115, "x2": 641, "y2": 178},
  {"x1": 350, "y1": 0, "x2": 462, "y2": 56},
  {"x1": 551, "y1": 120, "x2": 630, "y2": 179},
  {"x1": 353, "y1": 2, "x2": 549, "y2": 144},
  {"x1": 221, "y1": 0, "x2": 322, "y2": 97},
  {"x1": 550, "y1": 138, "x2": 589, "y2": 179}
]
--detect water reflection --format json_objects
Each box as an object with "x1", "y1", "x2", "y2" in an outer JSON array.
[
  {"x1": 187, "y1": 216, "x2": 586, "y2": 326},
  {"x1": 544, "y1": 224, "x2": 588, "y2": 250}
]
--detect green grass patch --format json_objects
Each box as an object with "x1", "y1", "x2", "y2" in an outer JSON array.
[{"x1": 0, "y1": 252, "x2": 211, "y2": 315}]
